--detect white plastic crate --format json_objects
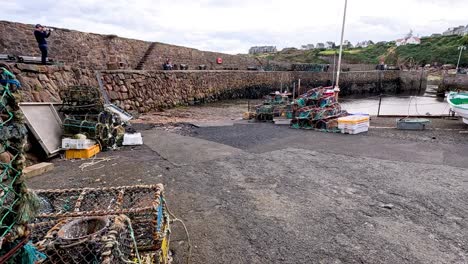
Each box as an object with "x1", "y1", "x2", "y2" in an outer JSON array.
[
  {"x1": 338, "y1": 122, "x2": 370, "y2": 130},
  {"x1": 340, "y1": 126, "x2": 369, "y2": 134},
  {"x1": 62, "y1": 138, "x2": 97, "y2": 150},
  {"x1": 122, "y1": 133, "x2": 143, "y2": 146}
]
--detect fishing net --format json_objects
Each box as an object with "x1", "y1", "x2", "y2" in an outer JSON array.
[
  {"x1": 29, "y1": 184, "x2": 171, "y2": 264},
  {"x1": 0, "y1": 66, "x2": 42, "y2": 263}
]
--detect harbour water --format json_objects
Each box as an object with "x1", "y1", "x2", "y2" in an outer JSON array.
[{"x1": 340, "y1": 85, "x2": 449, "y2": 116}]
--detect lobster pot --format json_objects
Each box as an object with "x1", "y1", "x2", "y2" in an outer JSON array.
[
  {"x1": 63, "y1": 118, "x2": 98, "y2": 137},
  {"x1": 37, "y1": 215, "x2": 135, "y2": 264},
  {"x1": 0, "y1": 67, "x2": 35, "y2": 263},
  {"x1": 59, "y1": 86, "x2": 105, "y2": 115},
  {"x1": 30, "y1": 185, "x2": 171, "y2": 264},
  {"x1": 63, "y1": 118, "x2": 111, "y2": 145}
]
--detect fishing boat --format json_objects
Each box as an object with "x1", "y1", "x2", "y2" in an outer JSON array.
[{"x1": 447, "y1": 91, "x2": 468, "y2": 124}]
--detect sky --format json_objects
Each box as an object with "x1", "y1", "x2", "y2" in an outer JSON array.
[{"x1": 2, "y1": 0, "x2": 467, "y2": 54}]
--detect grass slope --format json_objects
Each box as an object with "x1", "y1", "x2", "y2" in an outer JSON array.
[{"x1": 253, "y1": 35, "x2": 468, "y2": 66}]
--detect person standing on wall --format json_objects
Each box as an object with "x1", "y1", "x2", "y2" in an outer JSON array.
[{"x1": 34, "y1": 24, "x2": 53, "y2": 65}]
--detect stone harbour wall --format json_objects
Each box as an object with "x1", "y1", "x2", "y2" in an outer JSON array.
[
  {"x1": 293, "y1": 70, "x2": 404, "y2": 96},
  {"x1": 0, "y1": 20, "x2": 263, "y2": 70},
  {"x1": 440, "y1": 73, "x2": 468, "y2": 91},
  {"x1": 3, "y1": 62, "x2": 425, "y2": 113},
  {"x1": 99, "y1": 71, "x2": 287, "y2": 112},
  {"x1": 100, "y1": 70, "x2": 414, "y2": 113},
  {"x1": 2, "y1": 63, "x2": 97, "y2": 102},
  {"x1": 0, "y1": 21, "x2": 149, "y2": 70},
  {"x1": 399, "y1": 70, "x2": 428, "y2": 94}
]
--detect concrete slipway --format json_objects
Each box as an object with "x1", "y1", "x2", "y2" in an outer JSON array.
[{"x1": 27, "y1": 121, "x2": 468, "y2": 264}]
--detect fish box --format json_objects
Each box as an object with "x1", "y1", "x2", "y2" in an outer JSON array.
[
  {"x1": 62, "y1": 138, "x2": 96, "y2": 150},
  {"x1": 396, "y1": 118, "x2": 430, "y2": 130},
  {"x1": 123, "y1": 133, "x2": 143, "y2": 145},
  {"x1": 65, "y1": 144, "x2": 100, "y2": 159}
]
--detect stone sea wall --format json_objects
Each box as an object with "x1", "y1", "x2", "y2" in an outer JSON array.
[
  {"x1": 0, "y1": 20, "x2": 263, "y2": 70},
  {"x1": 99, "y1": 70, "x2": 416, "y2": 112},
  {"x1": 2, "y1": 63, "x2": 97, "y2": 102},
  {"x1": 293, "y1": 70, "x2": 404, "y2": 96},
  {"x1": 440, "y1": 74, "x2": 468, "y2": 91},
  {"x1": 3, "y1": 63, "x2": 425, "y2": 113}
]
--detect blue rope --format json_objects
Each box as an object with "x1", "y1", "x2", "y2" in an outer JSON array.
[
  {"x1": 156, "y1": 197, "x2": 163, "y2": 232},
  {"x1": 22, "y1": 242, "x2": 46, "y2": 264},
  {"x1": 0, "y1": 79, "x2": 21, "y2": 88}
]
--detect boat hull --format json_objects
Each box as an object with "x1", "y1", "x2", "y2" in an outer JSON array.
[{"x1": 447, "y1": 92, "x2": 468, "y2": 124}]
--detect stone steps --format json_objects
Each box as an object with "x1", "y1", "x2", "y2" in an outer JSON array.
[{"x1": 135, "y1": 42, "x2": 157, "y2": 70}]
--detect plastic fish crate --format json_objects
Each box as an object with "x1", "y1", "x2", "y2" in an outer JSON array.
[
  {"x1": 65, "y1": 144, "x2": 100, "y2": 159},
  {"x1": 338, "y1": 122, "x2": 370, "y2": 130},
  {"x1": 62, "y1": 138, "x2": 97, "y2": 149},
  {"x1": 338, "y1": 115, "x2": 370, "y2": 125},
  {"x1": 341, "y1": 126, "x2": 369, "y2": 134},
  {"x1": 396, "y1": 118, "x2": 430, "y2": 130},
  {"x1": 123, "y1": 133, "x2": 143, "y2": 146}
]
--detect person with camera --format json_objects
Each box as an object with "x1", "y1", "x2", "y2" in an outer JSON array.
[{"x1": 34, "y1": 24, "x2": 53, "y2": 65}]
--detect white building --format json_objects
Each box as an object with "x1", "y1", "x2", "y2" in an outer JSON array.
[
  {"x1": 453, "y1": 26, "x2": 466, "y2": 35},
  {"x1": 405, "y1": 36, "x2": 421, "y2": 45},
  {"x1": 325, "y1": 41, "x2": 335, "y2": 49},
  {"x1": 443, "y1": 25, "x2": 466, "y2": 36},
  {"x1": 395, "y1": 39, "x2": 405, "y2": 46},
  {"x1": 396, "y1": 36, "x2": 421, "y2": 46},
  {"x1": 355, "y1": 40, "x2": 374, "y2": 48},
  {"x1": 396, "y1": 30, "x2": 421, "y2": 46},
  {"x1": 248, "y1": 46, "x2": 277, "y2": 54}
]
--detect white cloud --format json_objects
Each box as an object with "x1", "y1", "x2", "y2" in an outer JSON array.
[{"x1": 2, "y1": 0, "x2": 467, "y2": 54}]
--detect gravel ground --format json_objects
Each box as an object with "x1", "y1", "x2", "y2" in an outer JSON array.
[{"x1": 27, "y1": 118, "x2": 468, "y2": 264}]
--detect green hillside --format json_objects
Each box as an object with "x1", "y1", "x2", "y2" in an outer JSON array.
[
  {"x1": 254, "y1": 35, "x2": 468, "y2": 66},
  {"x1": 252, "y1": 48, "x2": 327, "y2": 64}
]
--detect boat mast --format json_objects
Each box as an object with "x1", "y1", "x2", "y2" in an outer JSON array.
[{"x1": 334, "y1": 0, "x2": 348, "y2": 101}]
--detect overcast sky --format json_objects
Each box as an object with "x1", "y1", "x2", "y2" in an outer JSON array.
[{"x1": 3, "y1": 0, "x2": 467, "y2": 54}]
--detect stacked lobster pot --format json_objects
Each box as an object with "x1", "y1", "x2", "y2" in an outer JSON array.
[
  {"x1": 0, "y1": 67, "x2": 40, "y2": 263},
  {"x1": 59, "y1": 86, "x2": 126, "y2": 150},
  {"x1": 255, "y1": 92, "x2": 293, "y2": 121},
  {"x1": 290, "y1": 87, "x2": 348, "y2": 131}
]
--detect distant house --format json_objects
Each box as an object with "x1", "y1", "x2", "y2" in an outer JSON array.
[
  {"x1": 342, "y1": 40, "x2": 353, "y2": 48},
  {"x1": 301, "y1": 44, "x2": 315, "y2": 50},
  {"x1": 395, "y1": 39, "x2": 405, "y2": 46},
  {"x1": 316, "y1": 43, "x2": 325, "y2": 49},
  {"x1": 453, "y1": 26, "x2": 466, "y2": 35},
  {"x1": 325, "y1": 41, "x2": 335, "y2": 49},
  {"x1": 405, "y1": 36, "x2": 421, "y2": 45},
  {"x1": 396, "y1": 30, "x2": 421, "y2": 46},
  {"x1": 248, "y1": 46, "x2": 277, "y2": 54},
  {"x1": 443, "y1": 27, "x2": 455, "y2": 36},
  {"x1": 396, "y1": 36, "x2": 421, "y2": 46},
  {"x1": 355, "y1": 40, "x2": 374, "y2": 48},
  {"x1": 443, "y1": 25, "x2": 465, "y2": 36}
]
